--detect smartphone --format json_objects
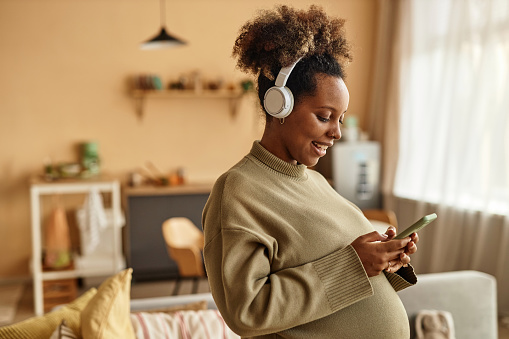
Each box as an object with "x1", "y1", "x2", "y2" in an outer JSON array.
[{"x1": 394, "y1": 213, "x2": 437, "y2": 239}]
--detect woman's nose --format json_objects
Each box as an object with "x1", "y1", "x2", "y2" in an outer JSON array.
[{"x1": 329, "y1": 123, "x2": 341, "y2": 140}]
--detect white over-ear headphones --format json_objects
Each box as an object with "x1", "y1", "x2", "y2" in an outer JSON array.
[{"x1": 263, "y1": 58, "x2": 302, "y2": 119}]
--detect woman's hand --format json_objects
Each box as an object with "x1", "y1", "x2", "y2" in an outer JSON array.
[
  {"x1": 381, "y1": 227, "x2": 419, "y2": 272},
  {"x1": 350, "y1": 230, "x2": 416, "y2": 277}
]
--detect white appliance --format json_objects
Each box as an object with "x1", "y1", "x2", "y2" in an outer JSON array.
[{"x1": 330, "y1": 141, "x2": 381, "y2": 209}]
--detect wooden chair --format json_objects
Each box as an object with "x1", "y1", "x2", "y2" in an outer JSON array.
[
  {"x1": 162, "y1": 217, "x2": 206, "y2": 294},
  {"x1": 362, "y1": 209, "x2": 398, "y2": 232}
]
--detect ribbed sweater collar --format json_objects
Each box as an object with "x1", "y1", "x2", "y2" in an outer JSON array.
[{"x1": 249, "y1": 141, "x2": 307, "y2": 179}]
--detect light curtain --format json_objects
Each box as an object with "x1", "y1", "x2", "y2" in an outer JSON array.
[{"x1": 370, "y1": 0, "x2": 509, "y2": 315}]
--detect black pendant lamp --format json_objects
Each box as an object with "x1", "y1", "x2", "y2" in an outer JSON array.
[{"x1": 141, "y1": 0, "x2": 186, "y2": 50}]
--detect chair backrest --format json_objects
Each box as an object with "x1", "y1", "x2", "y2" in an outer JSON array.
[
  {"x1": 162, "y1": 217, "x2": 204, "y2": 250},
  {"x1": 161, "y1": 217, "x2": 205, "y2": 277},
  {"x1": 362, "y1": 209, "x2": 398, "y2": 229}
]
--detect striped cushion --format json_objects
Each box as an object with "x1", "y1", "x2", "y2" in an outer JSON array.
[
  {"x1": 49, "y1": 320, "x2": 77, "y2": 339},
  {"x1": 130, "y1": 310, "x2": 240, "y2": 339}
]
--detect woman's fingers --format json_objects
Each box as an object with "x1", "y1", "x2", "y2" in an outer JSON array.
[
  {"x1": 399, "y1": 252, "x2": 411, "y2": 265},
  {"x1": 381, "y1": 237, "x2": 412, "y2": 256},
  {"x1": 382, "y1": 234, "x2": 418, "y2": 273},
  {"x1": 385, "y1": 253, "x2": 411, "y2": 273},
  {"x1": 356, "y1": 230, "x2": 389, "y2": 243},
  {"x1": 383, "y1": 226, "x2": 397, "y2": 241},
  {"x1": 352, "y1": 231, "x2": 417, "y2": 276},
  {"x1": 405, "y1": 241, "x2": 417, "y2": 255}
]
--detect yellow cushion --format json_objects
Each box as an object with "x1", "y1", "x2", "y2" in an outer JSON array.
[
  {"x1": 80, "y1": 268, "x2": 135, "y2": 339},
  {"x1": 0, "y1": 288, "x2": 97, "y2": 339}
]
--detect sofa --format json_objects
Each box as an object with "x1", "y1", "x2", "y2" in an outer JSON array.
[
  {"x1": 398, "y1": 270, "x2": 498, "y2": 339},
  {"x1": 131, "y1": 270, "x2": 498, "y2": 339},
  {"x1": 0, "y1": 269, "x2": 497, "y2": 338}
]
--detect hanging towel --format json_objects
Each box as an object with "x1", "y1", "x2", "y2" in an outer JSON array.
[{"x1": 76, "y1": 188, "x2": 108, "y2": 255}]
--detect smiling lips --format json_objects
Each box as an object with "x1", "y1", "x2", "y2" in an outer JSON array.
[{"x1": 312, "y1": 141, "x2": 332, "y2": 156}]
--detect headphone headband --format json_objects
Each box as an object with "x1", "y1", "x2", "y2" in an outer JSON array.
[{"x1": 275, "y1": 58, "x2": 302, "y2": 87}]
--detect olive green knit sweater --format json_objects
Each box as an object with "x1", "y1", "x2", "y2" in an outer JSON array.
[{"x1": 203, "y1": 141, "x2": 416, "y2": 339}]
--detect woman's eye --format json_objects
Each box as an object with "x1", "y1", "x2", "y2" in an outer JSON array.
[{"x1": 317, "y1": 116, "x2": 330, "y2": 122}]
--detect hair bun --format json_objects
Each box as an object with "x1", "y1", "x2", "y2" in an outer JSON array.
[{"x1": 232, "y1": 5, "x2": 352, "y2": 80}]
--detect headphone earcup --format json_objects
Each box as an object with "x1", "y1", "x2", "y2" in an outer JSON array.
[{"x1": 263, "y1": 86, "x2": 294, "y2": 119}]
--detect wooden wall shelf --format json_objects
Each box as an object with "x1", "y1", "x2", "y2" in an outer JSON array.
[{"x1": 131, "y1": 89, "x2": 245, "y2": 119}]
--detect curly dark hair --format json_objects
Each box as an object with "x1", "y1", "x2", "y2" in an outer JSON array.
[{"x1": 232, "y1": 5, "x2": 352, "y2": 114}]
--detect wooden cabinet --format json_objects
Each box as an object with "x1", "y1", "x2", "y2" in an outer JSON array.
[{"x1": 123, "y1": 184, "x2": 212, "y2": 282}]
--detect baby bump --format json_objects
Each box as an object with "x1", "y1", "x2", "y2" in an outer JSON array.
[{"x1": 280, "y1": 274, "x2": 410, "y2": 339}]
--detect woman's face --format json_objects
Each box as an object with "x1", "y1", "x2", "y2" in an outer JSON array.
[{"x1": 262, "y1": 74, "x2": 349, "y2": 167}]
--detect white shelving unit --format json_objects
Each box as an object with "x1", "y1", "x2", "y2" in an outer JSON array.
[{"x1": 30, "y1": 176, "x2": 125, "y2": 316}]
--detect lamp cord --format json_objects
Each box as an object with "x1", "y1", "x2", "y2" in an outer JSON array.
[{"x1": 160, "y1": 0, "x2": 166, "y2": 27}]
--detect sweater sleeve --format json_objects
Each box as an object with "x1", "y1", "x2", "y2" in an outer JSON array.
[
  {"x1": 204, "y1": 230, "x2": 374, "y2": 337},
  {"x1": 384, "y1": 264, "x2": 417, "y2": 292}
]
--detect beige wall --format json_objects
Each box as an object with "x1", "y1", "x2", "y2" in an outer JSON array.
[{"x1": 0, "y1": 0, "x2": 377, "y2": 279}]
